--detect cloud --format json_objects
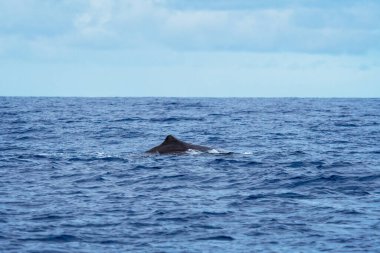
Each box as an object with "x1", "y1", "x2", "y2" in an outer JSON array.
[{"x1": 0, "y1": 0, "x2": 380, "y2": 58}]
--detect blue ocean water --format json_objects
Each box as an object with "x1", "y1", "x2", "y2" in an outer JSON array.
[{"x1": 0, "y1": 97, "x2": 379, "y2": 252}]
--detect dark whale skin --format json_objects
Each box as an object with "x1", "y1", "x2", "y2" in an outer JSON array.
[{"x1": 146, "y1": 135, "x2": 211, "y2": 154}]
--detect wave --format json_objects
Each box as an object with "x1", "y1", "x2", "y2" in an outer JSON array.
[
  {"x1": 112, "y1": 117, "x2": 144, "y2": 122},
  {"x1": 195, "y1": 235, "x2": 235, "y2": 241},
  {"x1": 26, "y1": 234, "x2": 78, "y2": 242},
  {"x1": 149, "y1": 117, "x2": 205, "y2": 122},
  {"x1": 245, "y1": 192, "x2": 312, "y2": 200}
]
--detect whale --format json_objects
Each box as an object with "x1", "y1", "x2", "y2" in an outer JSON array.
[{"x1": 146, "y1": 135, "x2": 211, "y2": 154}]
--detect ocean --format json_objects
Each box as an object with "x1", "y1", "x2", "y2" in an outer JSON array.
[{"x1": 0, "y1": 97, "x2": 379, "y2": 252}]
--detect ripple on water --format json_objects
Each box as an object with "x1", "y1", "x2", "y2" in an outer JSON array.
[
  {"x1": 195, "y1": 235, "x2": 235, "y2": 241},
  {"x1": 1, "y1": 97, "x2": 379, "y2": 252}
]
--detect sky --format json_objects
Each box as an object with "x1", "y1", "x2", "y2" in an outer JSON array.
[{"x1": 0, "y1": 0, "x2": 380, "y2": 97}]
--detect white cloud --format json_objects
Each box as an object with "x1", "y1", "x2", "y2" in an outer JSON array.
[
  {"x1": 74, "y1": 0, "x2": 114, "y2": 35},
  {"x1": 0, "y1": 0, "x2": 380, "y2": 56},
  {"x1": 68, "y1": 0, "x2": 380, "y2": 53}
]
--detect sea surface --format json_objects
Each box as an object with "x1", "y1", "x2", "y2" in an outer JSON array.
[{"x1": 0, "y1": 97, "x2": 379, "y2": 252}]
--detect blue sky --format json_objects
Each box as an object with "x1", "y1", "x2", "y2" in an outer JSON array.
[{"x1": 0, "y1": 0, "x2": 379, "y2": 97}]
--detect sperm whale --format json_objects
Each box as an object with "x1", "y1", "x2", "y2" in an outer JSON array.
[{"x1": 146, "y1": 135, "x2": 211, "y2": 154}]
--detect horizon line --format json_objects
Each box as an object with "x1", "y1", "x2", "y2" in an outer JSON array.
[{"x1": 1, "y1": 96, "x2": 379, "y2": 99}]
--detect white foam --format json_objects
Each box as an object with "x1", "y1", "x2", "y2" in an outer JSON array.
[
  {"x1": 95, "y1": 152, "x2": 113, "y2": 158},
  {"x1": 186, "y1": 149, "x2": 203, "y2": 155},
  {"x1": 206, "y1": 149, "x2": 234, "y2": 155},
  {"x1": 207, "y1": 149, "x2": 220, "y2": 154}
]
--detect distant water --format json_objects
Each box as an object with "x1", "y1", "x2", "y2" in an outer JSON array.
[{"x1": 1, "y1": 97, "x2": 379, "y2": 252}]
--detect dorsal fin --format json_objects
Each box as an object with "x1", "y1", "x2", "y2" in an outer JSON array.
[{"x1": 163, "y1": 135, "x2": 180, "y2": 145}]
